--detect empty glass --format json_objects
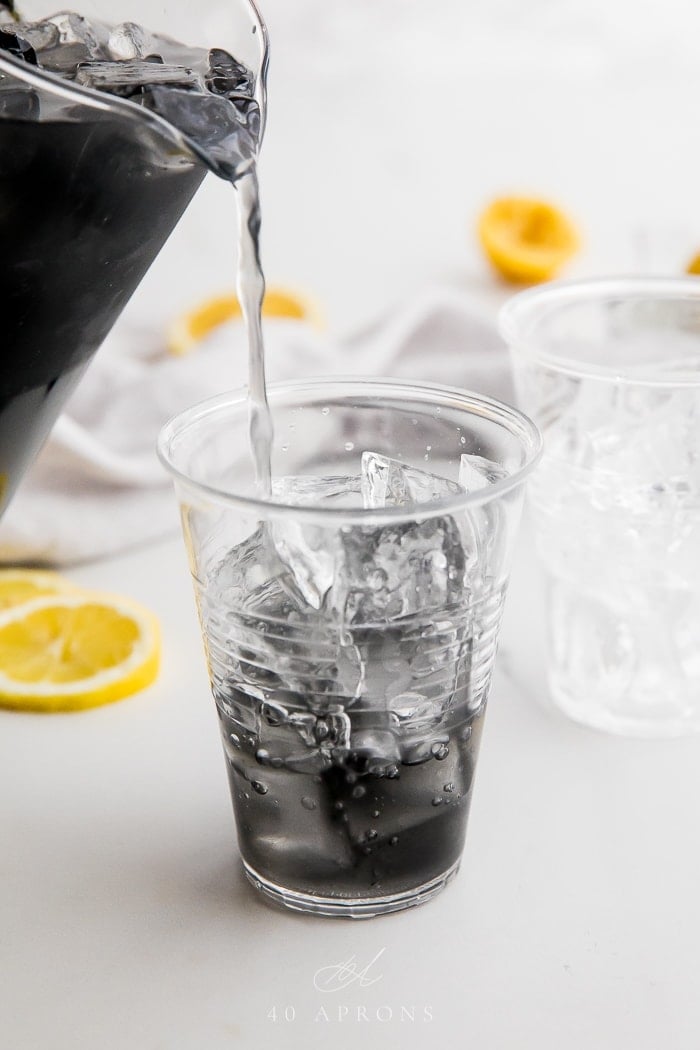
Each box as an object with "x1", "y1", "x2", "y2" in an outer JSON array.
[{"x1": 502, "y1": 278, "x2": 700, "y2": 738}]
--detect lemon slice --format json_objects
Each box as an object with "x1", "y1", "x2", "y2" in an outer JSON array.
[
  {"x1": 0, "y1": 591, "x2": 161, "y2": 713},
  {"x1": 0, "y1": 568, "x2": 78, "y2": 612},
  {"x1": 478, "y1": 196, "x2": 580, "y2": 283},
  {"x1": 168, "y1": 285, "x2": 324, "y2": 355}
]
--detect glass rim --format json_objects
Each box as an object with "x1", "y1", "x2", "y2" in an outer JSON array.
[
  {"x1": 157, "y1": 377, "x2": 542, "y2": 525},
  {"x1": 499, "y1": 275, "x2": 700, "y2": 388}
]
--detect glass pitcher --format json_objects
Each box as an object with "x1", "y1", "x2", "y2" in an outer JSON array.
[{"x1": 0, "y1": 0, "x2": 267, "y2": 517}]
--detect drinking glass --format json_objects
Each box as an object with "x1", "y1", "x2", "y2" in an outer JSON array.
[
  {"x1": 502, "y1": 277, "x2": 700, "y2": 738},
  {"x1": 159, "y1": 378, "x2": 541, "y2": 917}
]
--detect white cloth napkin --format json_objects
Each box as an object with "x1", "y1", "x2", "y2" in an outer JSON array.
[{"x1": 0, "y1": 287, "x2": 512, "y2": 566}]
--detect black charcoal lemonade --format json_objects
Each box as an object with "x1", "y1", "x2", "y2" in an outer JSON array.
[
  {"x1": 203, "y1": 454, "x2": 510, "y2": 911},
  {"x1": 0, "y1": 3, "x2": 273, "y2": 506}
]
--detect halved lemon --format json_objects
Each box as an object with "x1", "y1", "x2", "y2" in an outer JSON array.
[
  {"x1": 0, "y1": 568, "x2": 78, "y2": 611},
  {"x1": 168, "y1": 285, "x2": 324, "y2": 355},
  {"x1": 686, "y1": 254, "x2": 700, "y2": 276},
  {"x1": 478, "y1": 196, "x2": 580, "y2": 283},
  {"x1": 0, "y1": 591, "x2": 161, "y2": 713}
]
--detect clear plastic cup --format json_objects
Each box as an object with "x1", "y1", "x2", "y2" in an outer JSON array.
[
  {"x1": 159, "y1": 378, "x2": 541, "y2": 917},
  {"x1": 502, "y1": 277, "x2": 700, "y2": 738}
]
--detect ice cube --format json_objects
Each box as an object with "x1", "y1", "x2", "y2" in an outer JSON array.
[
  {"x1": 362, "y1": 451, "x2": 462, "y2": 508},
  {"x1": 272, "y1": 475, "x2": 363, "y2": 508},
  {"x1": 206, "y1": 47, "x2": 255, "y2": 98},
  {"x1": 75, "y1": 60, "x2": 200, "y2": 97},
  {"x1": 336, "y1": 517, "x2": 465, "y2": 623},
  {"x1": 349, "y1": 728, "x2": 401, "y2": 770},
  {"x1": 269, "y1": 475, "x2": 362, "y2": 609},
  {"x1": 268, "y1": 471, "x2": 465, "y2": 623},
  {"x1": 0, "y1": 83, "x2": 39, "y2": 118},
  {"x1": 459, "y1": 453, "x2": 508, "y2": 492},
  {"x1": 0, "y1": 27, "x2": 37, "y2": 64},
  {"x1": 141, "y1": 87, "x2": 260, "y2": 181},
  {"x1": 388, "y1": 692, "x2": 444, "y2": 730},
  {"x1": 107, "y1": 22, "x2": 153, "y2": 61},
  {"x1": 37, "y1": 13, "x2": 107, "y2": 73},
  {"x1": 272, "y1": 519, "x2": 336, "y2": 610},
  {"x1": 47, "y1": 11, "x2": 101, "y2": 47}
]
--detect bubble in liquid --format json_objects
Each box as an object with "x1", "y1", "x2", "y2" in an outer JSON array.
[
  {"x1": 352, "y1": 785, "x2": 366, "y2": 799},
  {"x1": 344, "y1": 441, "x2": 355, "y2": 452},
  {"x1": 301, "y1": 796, "x2": 317, "y2": 811},
  {"x1": 322, "y1": 407, "x2": 330, "y2": 416},
  {"x1": 390, "y1": 835, "x2": 399, "y2": 846}
]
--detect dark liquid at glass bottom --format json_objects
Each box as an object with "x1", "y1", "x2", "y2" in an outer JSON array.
[{"x1": 219, "y1": 701, "x2": 483, "y2": 904}]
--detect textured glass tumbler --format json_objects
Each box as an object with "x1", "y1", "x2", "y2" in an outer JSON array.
[
  {"x1": 159, "y1": 379, "x2": 541, "y2": 917},
  {"x1": 502, "y1": 278, "x2": 700, "y2": 738}
]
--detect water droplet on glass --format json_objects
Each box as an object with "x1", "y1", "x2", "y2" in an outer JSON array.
[
  {"x1": 366, "y1": 829, "x2": 378, "y2": 841},
  {"x1": 460, "y1": 724, "x2": 473, "y2": 742},
  {"x1": 334, "y1": 801, "x2": 345, "y2": 812},
  {"x1": 255, "y1": 748, "x2": 270, "y2": 764},
  {"x1": 229, "y1": 733, "x2": 241, "y2": 749},
  {"x1": 390, "y1": 835, "x2": 399, "y2": 846},
  {"x1": 432, "y1": 742, "x2": 449, "y2": 761},
  {"x1": 281, "y1": 443, "x2": 289, "y2": 452},
  {"x1": 426, "y1": 445, "x2": 432, "y2": 452},
  {"x1": 243, "y1": 792, "x2": 250, "y2": 800},
  {"x1": 460, "y1": 436, "x2": 466, "y2": 445},
  {"x1": 432, "y1": 797, "x2": 443, "y2": 807},
  {"x1": 344, "y1": 441, "x2": 354, "y2": 452},
  {"x1": 301, "y1": 796, "x2": 317, "y2": 811},
  {"x1": 252, "y1": 780, "x2": 268, "y2": 795},
  {"x1": 372, "y1": 809, "x2": 381, "y2": 818},
  {"x1": 270, "y1": 757, "x2": 284, "y2": 769},
  {"x1": 386, "y1": 764, "x2": 400, "y2": 779},
  {"x1": 352, "y1": 785, "x2": 366, "y2": 799},
  {"x1": 444, "y1": 782, "x2": 455, "y2": 793},
  {"x1": 321, "y1": 407, "x2": 330, "y2": 416}
]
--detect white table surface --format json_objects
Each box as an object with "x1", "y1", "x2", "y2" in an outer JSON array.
[
  {"x1": 4, "y1": 1, "x2": 700, "y2": 1046},
  {"x1": 2, "y1": 524, "x2": 699, "y2": 1050}
]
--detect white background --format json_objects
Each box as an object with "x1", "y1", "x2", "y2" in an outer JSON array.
[{"x1": 130, "y1": 0, "x2": 700, "y2": 334}]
